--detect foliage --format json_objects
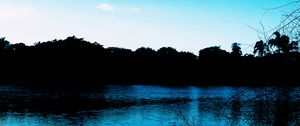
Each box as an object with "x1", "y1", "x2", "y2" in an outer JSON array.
[
  {"x1": 254, "y1": 40, "x2": 268, "y2": 57},
  {"x1": 268, "y1": 31, "x2": 298, "y2": 53},
  {"x1": 231, "y1": 43, "x2": 242, "y2": 56},
  {"x1": 0, "y1": 37, "x2": 10, "y2": 50}
]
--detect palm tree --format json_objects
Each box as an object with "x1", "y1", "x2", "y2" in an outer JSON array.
[
  {"x1": 268, "y1": 31, "x2": 298, "y2": 53},
  {"x1": 254, "y1": 40, "x2": 268, "y2": 57},
  {"x1": 231, "y1": 42, "x2": 242, "y2": 56}
]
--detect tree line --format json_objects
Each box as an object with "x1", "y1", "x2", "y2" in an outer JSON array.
[{"x1": 0, "y1": 32, "x2": 299, "y2": 87}]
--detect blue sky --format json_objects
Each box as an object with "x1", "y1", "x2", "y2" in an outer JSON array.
[{"x1": 0, "y1": 0, "x2": 296, "y2": 54}]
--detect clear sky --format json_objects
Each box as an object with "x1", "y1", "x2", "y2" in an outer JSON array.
[{"x1": 0, "y1": 0, "x2": 297, "y2": 54}]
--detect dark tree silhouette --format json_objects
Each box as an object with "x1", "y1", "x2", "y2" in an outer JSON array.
[
  {"x1": 267, "y1": 0, "x2": 300, "y2": 40},
  {"x1": 199, "y1": 46, "x2": 230, "y2": 58},
  {"x1": 231, "y1": 43, "x2": 242, "y2": 56},
  {"x1": 267, "y1": 31, "x2": 299, "y2": 53},
  {"x1": 0, "y1": 37, "x2": 10, "y2": 50},
  {"x1": 253, "y1": 40, "x2": 268, "y2": 57},
  {"x1": 157, "y1": 47, "x2": 178, "y2": 56},
  {"x1": 135, "y1": 47, "x2": 156, "y2": 56},
  {"x1": 0, "y1": 35, "x2": 297, "y2": 87},
  {"x1": 9, "y1": 43, "x2": 26, "y2": 51},
  {"x1": 105, "y1": 47, "x2": 133, "y2": 57}
]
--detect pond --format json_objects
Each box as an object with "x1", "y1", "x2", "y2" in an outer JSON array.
[{"x1": 0, "y1": 85, "x2": 299, "y2": 126}]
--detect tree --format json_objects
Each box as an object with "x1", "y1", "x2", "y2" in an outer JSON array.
[
  {"x1": 231, "y1": 43, "x2": 242, "y2": 56},
  {"x1": 258, "y1": 1, "x2": 300, "y2": 48},
  {"x1": 268, "y1": 31, "x2": 299, "y2": 53},
  {"x1": 248, "y1": 1, "x2": 300, "y2": 54},
  {"x1": 8, "y1": 43, "x2": 27, "y2": 53},
  {"x1": 253, "y1": 40, "x2": 268, "y2": 57},
  {"x1": 105, "y1": 47, "x2": 133, "y2": 56},
  {"x1": 157, "y1": 47, "x2": 178, "y2": 56},
  {"x1": 269, "y1": 1, "x2": 300, "y2": 40},
  {"x1": 199, "y1": 46, "x2": 230, "y2": 58},
  {"x1": 0, "y1": 37, "x2": 10, "y2": 50},
  {"x1": 135, "y1": 47, "x2": 156, "y2": 56}
]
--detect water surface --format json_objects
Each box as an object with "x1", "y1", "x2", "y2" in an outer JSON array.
[{"x1": 0, "y1": 85, "x2": 298, "y2": 126}]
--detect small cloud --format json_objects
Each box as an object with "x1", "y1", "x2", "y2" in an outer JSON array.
[
  {"x1": 0, "y1": 6, "x2": 42, "y2": 18},
  {"x1": 96, "y1": 3, "x2": 115, "y2": 11}
]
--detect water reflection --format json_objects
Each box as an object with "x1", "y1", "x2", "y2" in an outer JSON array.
[{"x1": 0, "y1": 85, "x2": 299, "y2": 126}]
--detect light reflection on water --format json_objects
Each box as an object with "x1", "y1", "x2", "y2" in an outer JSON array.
[{"x1": 0, "y1": 85, "x2": 298, "y2": 126}]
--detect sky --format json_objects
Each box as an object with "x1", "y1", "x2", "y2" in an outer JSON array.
[{"x1": 0, "y1": 0, "x2": 297, "y2": 54}]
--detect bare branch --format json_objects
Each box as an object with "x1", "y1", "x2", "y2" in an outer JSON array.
[
  {"x1": 247, "y1": 24, "x2": 263, "y2": 35},
  {"x1": 277, "y1": 15, "x2": 300, "y2": 31},
  {"x1": 262, "y1": 0, "x2": 300, "y2": 10},
  {"x1": 260, "y1": 21, "x2": 266, "y2": 41}
]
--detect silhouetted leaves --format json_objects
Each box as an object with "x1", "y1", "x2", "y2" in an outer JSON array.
[
  {"x1": 0, "y1": 37, "x2": 10, "y2": 50},
  {"x1": 231, "y1": 43, "x2": 242, "y2": 56},
  {"x1": 268, "y1": 31, "x2": 299, "y2": 53},
  {"x1": 199, "y1": 46, "x2": 230, "y2": 58},
  {"x1": 254, "y1": 40, "x2": 268, "y2": 57}
]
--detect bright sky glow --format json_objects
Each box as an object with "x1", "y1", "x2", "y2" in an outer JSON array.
[{"x1": 0, "y1": 0, "x2": 297, "y2": 54}]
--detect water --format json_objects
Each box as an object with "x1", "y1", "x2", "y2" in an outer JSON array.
[{"x1": 0, "y1": 85, "x2": 299, "y2": 126}]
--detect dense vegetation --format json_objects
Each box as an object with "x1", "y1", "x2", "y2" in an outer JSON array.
[{"x1": 0, "y1": 32, "x2": 300, "y2": 87}]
